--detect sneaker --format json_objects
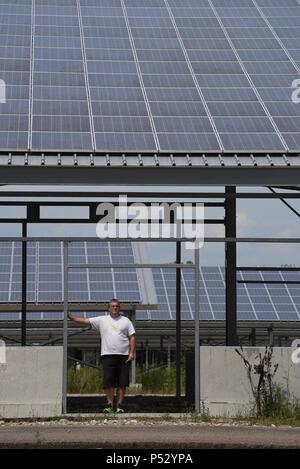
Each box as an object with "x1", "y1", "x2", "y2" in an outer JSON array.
[
  {"x1": 103, "y1": 404, "x2": 114, "y2": 414},
  {"x1": 116, "y1": 405, "x2": 125, "y2": 414}
]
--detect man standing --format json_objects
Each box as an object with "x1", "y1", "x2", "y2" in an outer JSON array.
[{"x1": 67, "y1": 299, "x2": 136, "y2": 414}]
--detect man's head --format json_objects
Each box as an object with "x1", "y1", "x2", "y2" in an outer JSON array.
[{"x1": 108, "y1": 298, "x2": 121, "y2": 318}]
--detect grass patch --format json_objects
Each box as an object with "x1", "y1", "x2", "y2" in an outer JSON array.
[
  {"x1": 247, "y1": 386, "x2": 300, "y2": 425},
  {"x1": 137, "y1": 365, "x2": 185, "y2": 395},
  {"x1": 68, "y1": 366, "x2": 103, "y2": 394}
]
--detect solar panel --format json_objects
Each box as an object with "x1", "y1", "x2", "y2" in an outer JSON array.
[
  {"x1": 0, "y1": 0, "x2": 299, "y2": 152},
  {"x1": 0, "y1": 1, "x2": 31, "y2": 149},
  {"x1": 140, "y1": 266, "x2": 300, "y2": 321},
  {"x1": 0, "y1": 241, "x2": 141, "y2": 307},
  {"x1": 0, "y1": 245, "x2": 299, "y2": 321}
]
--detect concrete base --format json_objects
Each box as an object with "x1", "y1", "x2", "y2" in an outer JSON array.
[
  {"x1": 0, "y1": 346, "x2": 63, "y2": 418},
  {"x1": 199, "y1": 347, "x2": 300, "y2": 417}
]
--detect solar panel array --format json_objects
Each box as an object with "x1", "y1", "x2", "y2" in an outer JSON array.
[
  {"x1": 0, "y1": 241, "x2": 141, "y2": 321},
  {"x1": 151, "y1": 267, "x2": 300, "y2": 321},
  {"x1": 0, "y1": 0, "x2": 299, "y2": 152},
  {"x1": 0, "y1": 242, "x2": 299, "y2": 321}
]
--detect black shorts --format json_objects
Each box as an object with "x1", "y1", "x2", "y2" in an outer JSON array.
[{"x1": 101, "y1": 354, "x2": 130, "y2": 389}]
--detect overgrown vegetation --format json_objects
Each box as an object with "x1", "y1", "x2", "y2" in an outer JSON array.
[
  {"x1": 68, "y1": 366, "x2": 103, "y2": 394},
  {"x1": 67, "y1": 364, "x2": 185, "y2": 395},
  {"x1": 137, "y1": 364, "x2": 186, "y2": 395},
  {"x1": 235, "y1": 346, "x2": 300, "y2": 420}
]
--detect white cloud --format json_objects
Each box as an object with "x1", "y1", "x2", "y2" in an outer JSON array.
[{"x1": 237, "y1": 211, "x2": 258, "y2": 236}]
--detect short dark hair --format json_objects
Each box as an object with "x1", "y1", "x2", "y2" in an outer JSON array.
[{"x1": 109, "y1": 298, "x2": 120, "y2": 306}]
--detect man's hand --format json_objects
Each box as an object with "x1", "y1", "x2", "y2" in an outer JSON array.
[
  {"x1": 67, "y1": 312, "x2": 91, "y2": 326},
  {"x1": 126, "y1": 353, "x2": 135, "y2": 363},
  {"x1": 67, "y1": 311, "x2": 73, "y2": 320}
]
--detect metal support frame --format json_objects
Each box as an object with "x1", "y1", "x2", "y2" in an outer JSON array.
[
  {"x1": 1, "y1": 157, "x2": 300, "y2": 185},
  {"x1": 268, "y1": 326, "x2": 274, "y2": 346},
  {"x1": 0, "y1": 201, "x2": 223, "y2": 225},
  {"x1": 267, "y1": 187, "x2": 300, "y2": 219},
  {"x1": 167, "y1": 336, "x2": 171, "y2": 370},
  {"x1": 176, "y1": 241, "x2": 181, "y2": 398},
  {"x1": 160, "y1": 335, "x2": 164, "y2": 365},
  {"x1": 2, "y1": 190, "x2": 300, "y2": 199},
  {"x1": 225, "y1": 186, "x2": 238, "y2": 346},
  {"x1": 238, "y1": 280, "x2": 300, "y2": 285},
  {"x1": 194, "y1": 248, "x2": 200, "y2": 413},
  {"x1": 60, "y1": 238, "x2": 199, "y2": 415},
  {"x1": 1, "y1": 178, "x2": 300, "y2": 412},
  {"x1": 21, "y1": 222, "x2": 27, "y2": 347},
  {"x1": 237, "y1": 267, "x2": 300, "y2": 271},
  {"x1": 128, "y1": 310, "x2": 136, "y2": 386},
  {"x1": 145, "y1": 340, "x2": 149, "y2": 370},
  {"x1": 250, "y1": 328, "x2": 256, "y2": 347},
  {"x1": 0, "y1": 190, "x2": 225, "y2": 199},
  {"x1": 62, "y1": 241, "x2": 68, "y2": 415},
  {"x1": 2, "y1": 237, "x2": 299, "y2": 242}
]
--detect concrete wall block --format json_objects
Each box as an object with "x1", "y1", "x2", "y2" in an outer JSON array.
[
  {"x1": 199, "y1": 347, "x2": 300, "y2": 417},
  {"x1": 0, "y1": 346, "x2": 63, "y2": 418}
]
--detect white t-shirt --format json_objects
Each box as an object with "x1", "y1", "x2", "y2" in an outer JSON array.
[{"x1": 89, "y1": 314, "x2": 135, "y2": 356}]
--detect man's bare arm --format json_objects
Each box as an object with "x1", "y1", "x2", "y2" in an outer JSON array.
[
  {"x1": 67, "y1": 311, "x2": 91, "y2": 326},
  {"x1": 126, "y1": 334, "x2": 136, "y2": 362}
]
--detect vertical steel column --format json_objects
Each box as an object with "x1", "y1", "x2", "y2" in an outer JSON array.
[
  {"x1": 225, "y1": 186, "x2": 238, "y2": 345},
  {"x1": 130, "y1": 310, "x2": 136, "y2": 385},
  {"x1": 268, "y1": 326, "x2": 274, "y2": 346},
  {"x1": 62, "y1": 241, "x2": 68, "y2": 414},
  {"x1": 21, "y1": 223, "x2": 27, "y2": 346},
  {"x1": 194, "y1": 248, "x2": 200, "y2": 413},
  {"x1": 160, "y1": 335, "x2": 164, "y2": 364},
  {"x1": 176, "y1": 241, "x2": 181, "y2": 398},
  {"x1": 145, "y1": 340, "x2": 149, "y2": 370},
  {"x1": 250, "y1": 328, "x2": 256, "y2": 346}
]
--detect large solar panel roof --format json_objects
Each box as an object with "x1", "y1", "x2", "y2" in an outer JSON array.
[
  {"x1": 0, "y1": 0, "x2": 299, "y2": 153},
  {"x1": 0, "y1": 242, "x2": 299, "y2": 322}
]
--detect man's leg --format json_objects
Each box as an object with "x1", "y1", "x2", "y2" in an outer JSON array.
[
  {"x1": 115, "y1": 356, "x2": 129, "y2": 412},
  {"x1": 104, "y1": 387, "x2": 115, "y2": 406},
  {"x1": 116, "y1": 386, "x2": 126, "y2": 406},
  {"x1": 102, "y1": 356, "x2": 116, "y2": 411}
]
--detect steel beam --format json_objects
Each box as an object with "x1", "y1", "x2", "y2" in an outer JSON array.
[
  {"x1": 1, "y1": 189, "x2": 300, "y2": 199},
  {"x1": 62, "y1": 241, "x2": 68, "y2": 415},
  {"x1": 225, "y1": 186, "x2": 238, "y2": 346},
  {"x1": 194, "y1": 248, "x2": 200, "y2": 413},
  {"x1": 21, "y1": 222, "x2": 27, "y2": 346},
  {"x1": 1, "y1": 166, "x2": 300, "y2": 186},
  {"x1": 0, "y1": 236, "x2": 299, "y2": 243},
  {"x1": 175, "y1": 241, "x2": 181, "y2": 398}
]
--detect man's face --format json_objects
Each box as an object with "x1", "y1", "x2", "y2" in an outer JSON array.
[{"x1": 108, "y1": 302, "x2": 120, "y2": 318}]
